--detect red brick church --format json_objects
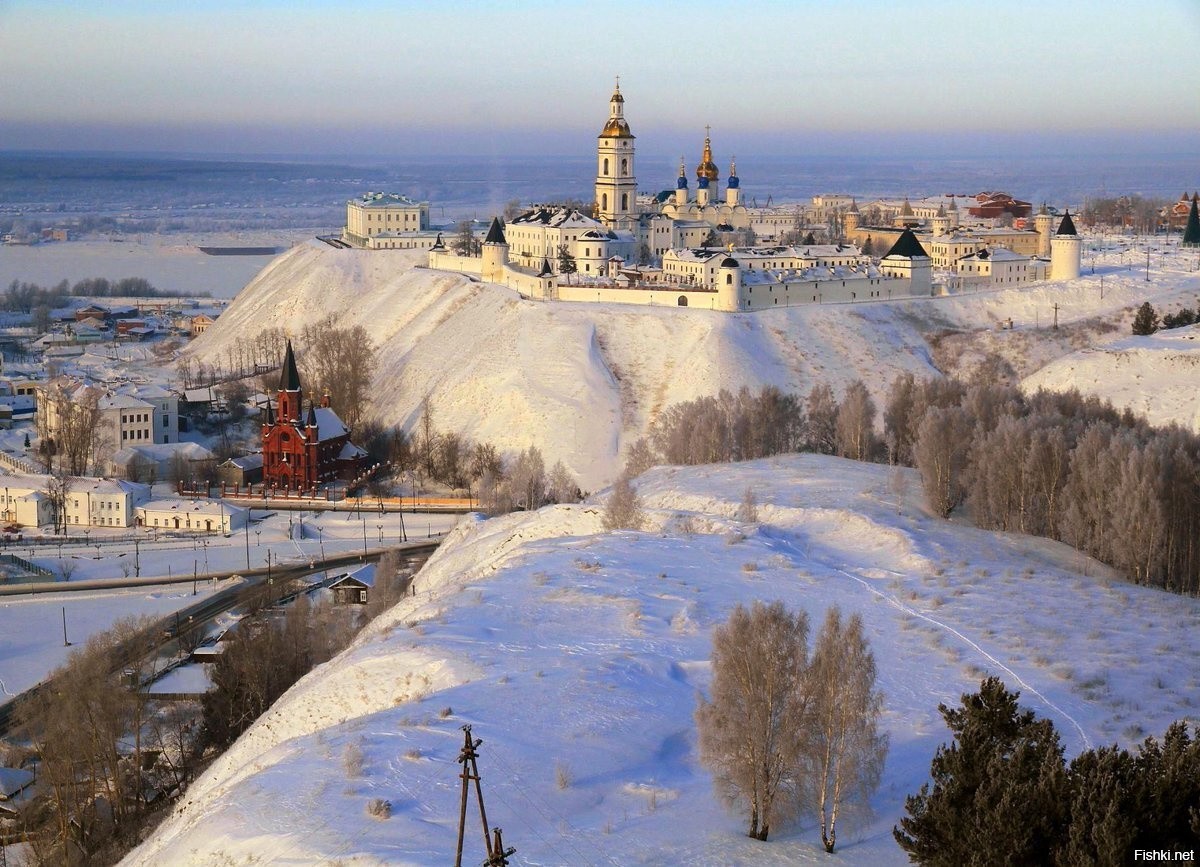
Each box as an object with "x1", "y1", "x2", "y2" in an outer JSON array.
[{"x1": 261, "y1": 341, "x2": 366, "y2": 491}]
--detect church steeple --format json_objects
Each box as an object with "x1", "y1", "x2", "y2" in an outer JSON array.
[
  {"x1": 595, "y1": 77, "x2": 637, "y2": 230},
  {"x1": 280, "y1": 339, "x2": 301, "y2": 392},
  {"x1": 277, "y1": 339, "x2": 303, "y2": 423}
]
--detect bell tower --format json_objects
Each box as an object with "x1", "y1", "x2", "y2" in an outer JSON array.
[{"x1": 595, "y1": 78, "x2": 637, "y2": 231}]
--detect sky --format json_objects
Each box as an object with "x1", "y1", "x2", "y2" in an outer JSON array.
[{"x1": 2, "y1": 0, "x2": 1198, "y2": 160}]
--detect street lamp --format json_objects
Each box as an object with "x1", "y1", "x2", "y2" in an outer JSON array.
[{"x1": 377, "y1": 523, "x2": 384, "y2": 543}]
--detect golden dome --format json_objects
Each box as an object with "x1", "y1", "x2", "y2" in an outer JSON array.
[
  {"x1": 695, "y1": 131, "x2": 719, "y2": 181},
  {"x1": 600, "y1": 117, "x2": 633, "y2": 138}
]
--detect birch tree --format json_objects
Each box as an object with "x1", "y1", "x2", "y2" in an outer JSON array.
[
  {"x1": 695, "y1": 601, "x2": 811, "y2": 841},
  {"x1": 807, "y1": 607, "x2": 888, "y2": 853}
]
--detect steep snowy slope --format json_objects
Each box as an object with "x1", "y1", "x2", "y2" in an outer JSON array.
[
  {"x1": 191, "y1": 241, "x2": 1200, "y2": 487},
  {"x1": 1022, "y1": 324, "x2": 1200, "y2": 432},
  {"x1": 127, "y1": 455, "x2": 1200, "y2": 866}
]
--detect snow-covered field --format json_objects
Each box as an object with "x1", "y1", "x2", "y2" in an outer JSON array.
[
  {"x1": 127, "y1": 455, "x2": 1200, "y2": 865},
  {"x1": 189, "y1": 239, "x2": 1200, "y2": 490}
]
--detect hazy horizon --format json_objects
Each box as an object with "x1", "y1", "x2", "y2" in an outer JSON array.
[{"x1": 2, "y1": 1, "x2": 1197, "y2": 161}]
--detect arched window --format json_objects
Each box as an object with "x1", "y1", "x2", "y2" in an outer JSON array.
[
  {"x1": 726, "y1": 274, "x2": 733, "y2": 285},
  {"x1": 621, "y1": 193, "x2": 628, "y2": 210},
  {"x1": 603, "y1": 158, "x2": 609, "y2": 175},
  {"x1": 677, "y1": 295, "x2": 688, "y2": 306},
  {"x1": 621, "y1": 158, "x2": 628, "y2": 174},
  {"x1": 602, "y1": 193, "x2": 608, "y2": 211}
]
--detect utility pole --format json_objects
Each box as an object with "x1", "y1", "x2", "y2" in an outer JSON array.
[
  {"x1": 453, "y1": 724, "x2": 513, "y2": 867},
  {"x1": 1052, "y1": 303, "x2": 1060, "y2": 330},
  {"x1": 62, "y1": 606, "x2": 69, "y2": 646}
]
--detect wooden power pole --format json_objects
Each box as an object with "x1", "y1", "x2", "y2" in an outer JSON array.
[{"x1": 454, "y1": 724, "x2": 515, "y2": 867}]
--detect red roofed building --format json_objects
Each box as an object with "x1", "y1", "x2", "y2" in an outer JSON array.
[
  {"x1": 261, "y1": 341, "x2": 366, "y2": 491},
  {"x1": 968, "y1": 192, "x2": 1032, "y2": 220}
]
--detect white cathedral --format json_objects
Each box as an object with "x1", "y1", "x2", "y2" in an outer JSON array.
[{"x1": 422, "y1": 81, "x2": 1082, "y2": 310}]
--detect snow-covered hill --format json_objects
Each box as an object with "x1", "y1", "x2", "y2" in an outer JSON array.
[
  {"x1": 126, "y1": 455, "x2": 1200, "y2": 866},
  {"x1": 1022, "y1": 324, "x2": 1200, "y2": 432},
  {"x1": 190, "y1": 241, "x2": 1200, "y2": 488}
]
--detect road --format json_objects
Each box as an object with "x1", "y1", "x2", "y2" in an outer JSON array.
[{"x1": 0, "y1": 540, "x2": 441, "y2": 736}]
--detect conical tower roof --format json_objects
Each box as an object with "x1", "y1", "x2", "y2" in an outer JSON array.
[
  {"x1": 484, "y1": 217, "x2": 506, "y2": 245},
  {"x1": 1056, "y1": 210, "x2": 1078, "y2": 236},
  {"x1": 280, "y1": 340, "x2": 301, "y2": 392},
  {"x1": 883, "y1": 227, "x2": 929, "y2": 259}
]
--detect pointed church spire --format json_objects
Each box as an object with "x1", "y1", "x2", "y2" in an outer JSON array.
[
  {"x1": 1056, "y1": 209, "x2": 1078, "y2": 236},
  {"x1": 280, "y1": 340, "x2": 301, "y2": 392}
]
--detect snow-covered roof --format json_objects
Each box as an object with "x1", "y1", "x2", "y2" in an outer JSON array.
[
  {"x1": 510, "y1": 207, "x2": 608, "y2": 231},
  {"x1": 349, "y1": 192, "x2": 427, "y2": 208},
  {"x1": 112, "y1": 442, "x2": 214, "y2": 464},
  {"x1": 314, "y1": 406, "x2": 350, "y2": 441},
  {"x1": 139, "y1": 498, "x2": 245, "y2": 517},
  {"x1": 220, "y1": 454, "x2": 264, "y2": 471},
  {"x1": 99, "y1": 393, "x2": 153, "y2": 411},
  {"x1": 78, "y1": 478, "x2": 152, "y2": 498},
  {"x1": 0, "y1": 766, "x2": 35, "y2": 799},
  {"x1": 337, "y1": 441, "x2": 367, "y2": 460}
]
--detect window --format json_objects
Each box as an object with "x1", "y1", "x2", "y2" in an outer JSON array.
[{"x1": 603, "y1": 158, "x2": 609, "y2": 175}]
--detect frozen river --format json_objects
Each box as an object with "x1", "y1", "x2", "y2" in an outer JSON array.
[{"x1": 0, "y1": 231, "x2": 319, "y2": 299}]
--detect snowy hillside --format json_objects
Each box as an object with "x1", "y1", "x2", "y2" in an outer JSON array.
[
  {"x1": 127, "y1": 455, "x2": 1200, "y2": 866},
  {"x1": 190, "y1": 241, "x2": 1200, "y2": 488},
  {"x1": 1023, "y1": 324, "x2": 1200, "y2": 432}
]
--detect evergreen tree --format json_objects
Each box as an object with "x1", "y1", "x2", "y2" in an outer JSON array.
[
  {"x1": 1131, "y1": 301, "x2": 1159, "y2": 335},
  {"x1": 1183, "y1": 194, "x2": 1200, "y2": 248},
  {"x1": 556, "y1": 243, "x2": 578, "y2": 284},
  {"x1": 894, "y1": 677, "x2": 1068, "y2": 865},
  {"x1": 802, "y1": 231, "x2": 817, "y2": 246}
]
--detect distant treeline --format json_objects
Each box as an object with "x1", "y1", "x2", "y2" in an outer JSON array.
[
  {"x1": 630, "y1": 377, "x2": 1200, "y2": 596},
  {"x1": 3, "y1": 277, "x2": 207, "y2": 313}
]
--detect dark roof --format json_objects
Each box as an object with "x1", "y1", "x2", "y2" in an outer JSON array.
[
  {"x1": 721, "y1": 257, "x2": 739, "y2": 268},
  {"x1": 307, "y1": 404, "x2": 317, "y2": 427},
  {"x1": 538, "y1": 258, "x2": 553, "y2": 277},
  {"x1": 1056, "y1": 210, "x2": 1078, "y2": 236},
  {"x1": 483, "y1": 217, "x2": 506, "y2": 245},
  {"x1": 279, "y1": 340, "x2": 301, "y2": 392},
  {"x1": 883, "y1": 227, "x2": 929, "y2": 259}
]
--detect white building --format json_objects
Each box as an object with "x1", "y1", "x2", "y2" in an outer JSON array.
[
  {"x1": 65, "y1": 478, "x2": 151, "y2": 528},
  {"x1": 137, "y1": 499, "x2": 246, "y2": 534},
  {"x1": 343, "y1": 192, "x2": 441, "y2": 250}
]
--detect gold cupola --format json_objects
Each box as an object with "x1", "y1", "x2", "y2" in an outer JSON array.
[
  {"x1": 695, "y1": 127, "x2": 719, "y2": 182},
  {"x1": 599, "y1": 78, "x2": 633, "y2": 139}
]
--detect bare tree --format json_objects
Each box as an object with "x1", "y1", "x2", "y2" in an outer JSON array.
[
  {"x1": 508, "y1": 445, "x2": 547, "y2": 511},
  {"x1": 695, "y1": 601, "x2": 811, "y2": 841},
  {"x1": 602, "y1": 473, "x2": 644, "y2": 531},
  {"x1": 45, "y1": 467, "x2": 72, "y2": 535},
  {"x1": 836, "y1": 380, "x2": 878, "y2": 462},
  {"x1": 546, "y1": 460, "x2": 581, "y2": 504},
  {"x1": 806, "y1": 607, "x2": 888, "y2": 853},
  {"x1": 913, "y1": 405, "x2": 973, "y2": 518},
  {"x1": 805, "y1": 383, "x2": 839, "y2": 455},
  {"x1": 297, "y1": 315, "x2": 376, "y2": 430}
]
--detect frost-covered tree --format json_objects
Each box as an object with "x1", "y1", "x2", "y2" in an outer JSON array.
[
  {"x1": 696, "y1": 601, "x2": 811, "y2": 841},
  {"x1": 807, "y1": 607, "x2": 887, "y2": 853},
  {"x1": 805, "y1": 383, "x2": 839, "y2": 455},
  {"x1": 602, "y1": 473, "x2": 644, "y2": 531},
  {"x1": 913, "y1": 405, "x2": 973, "y2": 517},
  {"x1": 835, "y1": 380, "x2": 878, "y2": 462}
]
